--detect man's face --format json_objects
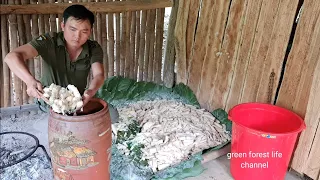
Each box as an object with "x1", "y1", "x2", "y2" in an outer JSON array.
[{"x1": 61, "y1": 17, "x2": 92, "y2": 49}]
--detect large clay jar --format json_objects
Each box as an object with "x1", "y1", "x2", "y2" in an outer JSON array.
[{"x1": 48, "y1": 98, "x2": 111, "y2": 180}]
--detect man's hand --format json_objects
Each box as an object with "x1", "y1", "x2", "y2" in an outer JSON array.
[
  {"x1": 26, "y1": 79, "x2": 43, "y2": 98},
  {"x1": 82, "y1": 89, "x2": 95, "y2": 107}
]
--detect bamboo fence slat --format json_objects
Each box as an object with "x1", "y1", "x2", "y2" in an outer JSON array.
[
  {"x1": 101, "y1": 11, "x2": 108, "y2": 78},
  {"x1": 134, "y1": 10, "x2": 140, "y2": 80},
  {"x1": 41, "y1": 0, "x2": 48, "y2": 76},
  {"x1": 154, "y1": 8, "x2": 164, "y2": 83},
  {"x1": 129, "y1": 10, "x2": 136, "y2": 79},
  {"x1": 107, "y1": 0, "x2": 114, "y2": 77},
  {"x1": 1, "y1": 12, "x2": 11, "y2": 107},
  {"x1": 163, "y1": 0, "x2": 178, "y2": 87},
  {"x1": 138, "y1": 10, "x2": 146, "y2": 81},
  {"x1": 30, "y1": 0, "x2": 41, "y2": 84},
  {"x1": 143, "y1": 10, "x2": 151, "y2": 81},
  {"x1": 9, "y1": 0, "x2": 22, "y2": 106},
  {"x1": 48, "y1": 0, "x2": 57, "y2": 32},
  {"x1": 120, "y1": 8, "x2": 126, "y2": 76},
  {"x1": 57, "y1": 0, "x2": 63, "y2": 32},
  {"x1": 147, "y1": 9, "x2": 156, "y2": 82},
  {"x1": 22, "y1": 5, "x2": 34, "y2": 103},
  {"x1": 124, "y1": 9, "x2": 131, "y2": 78},
  {"x1": 115, "y1": 0, "x2": 120, "y2": 75},
  {"x1": 93, "y1": 14, "x2": 98, "y2": 40},
  {"x1": 174, "y1": 0, "x2": 190, "y2": 84},
  {"x1": 16, "y1": 0, "x2": 29, "y2": 105},
  {"x1": 96, "y1": 13, "x2": 102, "y2": 45}
]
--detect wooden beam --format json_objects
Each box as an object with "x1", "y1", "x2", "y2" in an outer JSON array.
[{"x1": 0, "y1": 0, "x2": 173, "y2": 15}]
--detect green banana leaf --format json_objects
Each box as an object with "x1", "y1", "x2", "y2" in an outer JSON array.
[{"x1": 95, "y1": 76, "x2": 232, "y2": 179}]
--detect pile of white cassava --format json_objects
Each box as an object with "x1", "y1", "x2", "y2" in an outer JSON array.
[
  {"x1": 112, "y1": 100, "x2": 231, "y2": 172},
  {"x1": 42, "y1": 83, "x2": 83, "y2": 114}
]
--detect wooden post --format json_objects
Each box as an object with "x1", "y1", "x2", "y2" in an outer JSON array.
[
  {"x1": 1, "y1": 12, "x2": 11, "y2": 107},
  {"x1": 143, "y1": 10, "x2": 151, "y2": 81},
  {"x1": 9, "y1": 0, "x2": 22, "y2": 106},
  {"x1": 115, "y1": 0, "x2": 120, "y2": 75},
  {"x1": 129, "y1": 9, "x2": 136, "y2": 79},
  {"x1": 124, "y1": 9, "x2": 131, "y2": 78},
  {"x1": 134, "y1": 10, "x2": 140, "y2": 80},
  {"x1": 163, "y1": 0, "x2": 178, "y2": 88},
  {"x1": 174, "y1": 0, "x2": 190, "y2": 84},
  {"x1": 16, "y1": 0, "x2": 29, "y2": 105},
  {"x1": 138, "y1": 10, "x2": 146, "y2": 81},
  {"x1": 147, "y1": 9, "x2": 156, "y2": 82},
  {"x1": 107, "y1": 0, "x2": 114, "y2": 77},
  {"x1": 154, "y1": 8, "x2": 164, "y2": 83}
]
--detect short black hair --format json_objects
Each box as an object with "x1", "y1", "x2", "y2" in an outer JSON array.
[{"x1": 63, "y1": 4, "x2": 95, "y2": 27}]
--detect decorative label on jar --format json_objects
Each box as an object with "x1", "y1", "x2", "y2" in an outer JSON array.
[{"x1": 49, "y1": 131, "x2": 99, "y2": 170}]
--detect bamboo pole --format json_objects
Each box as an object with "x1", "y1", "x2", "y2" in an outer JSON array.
[
  {"x1": 147, "y1": 9, "x2": 156, "y2": 82},
  {"x1": 138, "y1": 10, "x2": 146, "y2": 81},
  {"x1": 9, "y1": 0, "x2": 22, "y2": 106},
  {"x1": 22, "y1": 0, "x2": 34, "y2": 104},
  {"x1": 115, "y1": 0, "x2": 120, "y2": 75},
  {"x1": 107, "y1": 0, "x2": 114, "y2": 77},
  {"x1": 134, "y1": 10, "x2": 140, "y2": 80},
  {"x1": 143, "y1": 10, "x2": 151, "y2": 81},
  {"x1": 1, "y1": 14, "x2": 11, "y2": 107},
  {"x1": 129, "y1": 9, "x2": 136, "y2": 79},
  {"x1": 1, "y1": 0, "x2": 173, "y2": 14},
  {"x1": 38, "y1": 0, "x2": 45, "y2": 35},
  {"x1": 154, "y1": 8, "x2": 164, "y2": 83},
  {"x1": 120, "y1": 9, "x2": 127, "y2": 76},
  {"x1": 16, "y1": 0, "x2": 29, "y2": 105},
  {"x1": 124, "y1": 9, "x2": 131, "y2": 78},
  {"x1": 96, "y1": 12, "x2": 102, "y2": 45}
]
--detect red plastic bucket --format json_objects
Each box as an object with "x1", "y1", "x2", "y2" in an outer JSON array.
[{"x1": 228, "y1": 103, "x2": 306, "y2": 180}]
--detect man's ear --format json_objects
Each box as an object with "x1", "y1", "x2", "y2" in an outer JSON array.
[{"x1": 61, "y1": 21, "x2": 65, "y2": 31}]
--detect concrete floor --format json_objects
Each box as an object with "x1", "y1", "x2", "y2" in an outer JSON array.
[{"x1": 1, "y1": 112, "x2": 303, "y2": 180}]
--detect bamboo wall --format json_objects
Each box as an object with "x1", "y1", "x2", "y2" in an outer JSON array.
[
  {"x1": 172, "y1": 0, "x2": 319, "y2": 179},
  {"x1": 0, "y1": 0, "x2": 170, "y2": 108}
]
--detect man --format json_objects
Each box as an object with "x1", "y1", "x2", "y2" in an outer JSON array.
[{"x1": 4, "y1": 4, "x2": 104, "y2": 110}]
